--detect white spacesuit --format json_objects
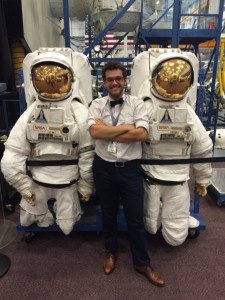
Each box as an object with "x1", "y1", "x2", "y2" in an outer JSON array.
[
  {"x1": 130, "y1": 48, "x2": 213, "y2": 246},
  {"x1": 1, "y1": 48, "x2": 95, "y2": 235}
]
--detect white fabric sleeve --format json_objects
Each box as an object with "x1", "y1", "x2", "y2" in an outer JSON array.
[
  {"x1": 189, "y1": 107, "x2": 213, "y2": 184},
  {"x1": 72, "y1": 101, "x2": 95, "y2": 196},
  {"x1": 1, "y1": 104, "x2": 35, "y2": 197},
  {"x1": 87, "y1": 98, "x2": 102, "y2": 128},
  {"x1": 134, "y1": 97, "x2": 150, "y2": 133}
]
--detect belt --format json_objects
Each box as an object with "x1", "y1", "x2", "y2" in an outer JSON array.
[
  {"x1": 108, "y1": 160, "x2": 139, "y2": 168},
  {"x1": 114, "y1": 161, "x2": 135, "y2": 167},
  {"x1": 143, "y1": 174, "x2": 185, "y2": 186},
  {"x1": 33, "y1": 178, "x2": 78, "y2": 189},
  {"x1": 95, "y1": 155, "x2": 138, "y2": 168}
]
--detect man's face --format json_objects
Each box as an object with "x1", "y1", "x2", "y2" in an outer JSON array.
[{"x1": 104, "y1": 69, "x2": 126, "y2": 100}]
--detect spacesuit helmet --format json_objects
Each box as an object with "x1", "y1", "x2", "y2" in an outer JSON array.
[
  {"x1": 31, "y1": 61, "x2": 73, "y2": 101},
  {"x1": 209, "y1": 128, "x2": 225, "y2": 149},
  {"x1": 151, "y1": 57, "x2": 194, "y2": 101}
]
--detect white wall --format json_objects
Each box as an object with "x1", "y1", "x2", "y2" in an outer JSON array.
[{"x1": 21, "y1": 0, "x2": 65, "y2": 51}]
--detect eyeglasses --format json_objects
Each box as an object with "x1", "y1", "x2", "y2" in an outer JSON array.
[{"x1": 105, "y1": 76, "x2": 124, "y2": 83}]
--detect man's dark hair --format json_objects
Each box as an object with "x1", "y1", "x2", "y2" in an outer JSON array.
[{"x1": 102, "y1": 61, "x2": 127, "y2": 81}]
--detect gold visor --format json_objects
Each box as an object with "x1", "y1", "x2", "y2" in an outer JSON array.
[
  {"x1": 32, "y1": 63, "x2": 72, "y2": 100},
  {"x1": 152, "y1": 58, "x2": 193, "y2": 101}
]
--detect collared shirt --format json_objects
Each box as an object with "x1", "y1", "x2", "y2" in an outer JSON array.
[{"x1": 88, "y1": 94, "x2": 149, "y2": 162}]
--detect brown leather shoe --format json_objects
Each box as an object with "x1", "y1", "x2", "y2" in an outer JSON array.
[
  {"x1": 135, "y1": 266, "x2": 165, "y2": 287},
  {"x1": 103, "y1": 253, "x2": 116, "y2": 275}
]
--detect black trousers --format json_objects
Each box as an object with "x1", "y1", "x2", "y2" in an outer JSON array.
[{"x1": 93, "y1": 155, "x2": 150, "y2": 267}]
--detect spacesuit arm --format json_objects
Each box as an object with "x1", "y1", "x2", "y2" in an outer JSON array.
[
  {"x1": 1, "y1": 104, "x2": 35, "y2": 200},
  {"x1": 77, "y1": 138, "x2": 95, "y2": 200},
  {"x1": 72, "y1": 102, "x2": 95, "y2": 199},
  {"x1": 190, "y1": 108, "x2": 213, "y2": 188}
]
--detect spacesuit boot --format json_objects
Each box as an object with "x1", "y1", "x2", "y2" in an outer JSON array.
[
  {"x1": 20, "y1": 208, "x2": 55, "y2": 227},
  {"x1": 188, "y1": 215, "x2": 200, "y2": 228},
  {"x1": 53, "y1": 190, "x2": 83, "y2": 235},
  {"x1": 56, "y1": 219, "x2": 78, "y2": 235},
  {"x1": 36, "y1": 210, "x2": 55, "y2": 227},
  {"x1": 162, "y1": 217, "x2": 189, "y2": 246}
]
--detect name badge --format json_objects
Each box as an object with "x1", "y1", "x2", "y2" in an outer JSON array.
[{"x1": 107, "y1": 142, "x2": 117, "y2": 154}]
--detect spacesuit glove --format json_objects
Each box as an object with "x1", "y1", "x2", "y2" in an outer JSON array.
[
  {"x1": 77, "y1": 178, "x2": 94, "y2": 202},
  {"x1": 196, "y1": 183, "x2": 207, "y2": 197},
  {"x1": 9, "y1": 174, "x2": 35, "y2": 205},
  {"x1": 21, "y1": 191, "x2": 35, "y2": 206},
  {"x1": 78, "y1": 192, "x2": 90, "y2": 203}
]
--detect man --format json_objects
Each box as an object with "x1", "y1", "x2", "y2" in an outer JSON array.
[{"x1": 88, "y1": 61, "x2": 165, "y2": 287}]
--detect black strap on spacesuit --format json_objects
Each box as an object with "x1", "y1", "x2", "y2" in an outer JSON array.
[
  {"x1": 26, "y1": 159, "x2": 79, "y2": 167},
  {"x1": 32, "y1": 178, "x2": 78, "y2": 189},
  {"x1": 140, "y1": 156, "x2": 225, "y2": 165},
  {"x1": 143, "y1": 173, "x2": 185, "y2": 186}
]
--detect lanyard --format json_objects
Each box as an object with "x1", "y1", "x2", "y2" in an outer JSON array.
[{"x1": 108, "y1": 97, "x2": 125, "y2": 126}]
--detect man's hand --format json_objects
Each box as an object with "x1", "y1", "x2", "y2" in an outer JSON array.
[
  {"x1": 95, "y1": 118, "x2": 106, "y2": 126},
  {"x1": 90, "y1": 119, "x2": 136, "y2": 140},
  {"x1": 95, "y1": 119, "x2": 135, "y2": 131},
  {"x1": 113, "y1": 126, "x2": 148, "y2": 142}
]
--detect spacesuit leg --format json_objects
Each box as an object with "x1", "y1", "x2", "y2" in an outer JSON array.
[
  {"x1": 19, "y1": 184, "x2": 55, "y2": 227},
  {"x1": 54, "y1": 184, "x2": 83, "y2": 235},
  {"x1": 143, "y1": 181, "x2": 162, "y2": 234},
  {"x1": 161, "y1": 182, "x2": 190, "y2": 246}
]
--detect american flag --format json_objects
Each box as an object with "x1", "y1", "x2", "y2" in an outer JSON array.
[{"x1": 85, "y1": 31, "x2": 135, "y2": 52}]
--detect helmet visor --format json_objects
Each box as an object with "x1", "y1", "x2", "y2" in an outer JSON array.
[
  {"x1": 32, "y1": 63, "x2": 72, "y2": 100},
  {"x1": 152, "y1": 58, "x2": 193, "y2": 101}
]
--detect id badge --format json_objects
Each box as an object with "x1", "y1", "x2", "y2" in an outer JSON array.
[{"x1": 107, "y1": 142, "x2": 117, "y2": 154}]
